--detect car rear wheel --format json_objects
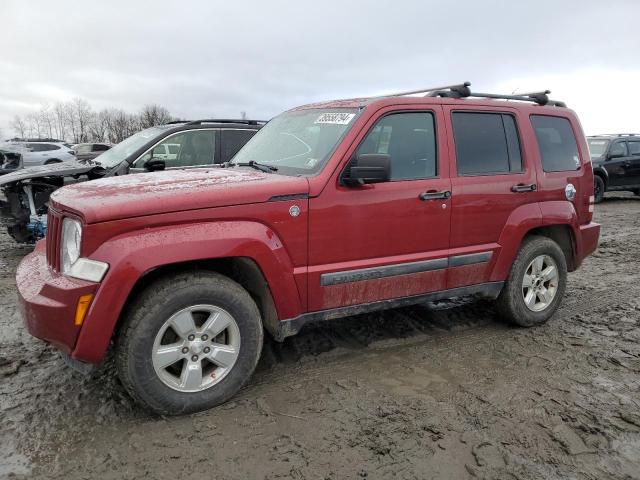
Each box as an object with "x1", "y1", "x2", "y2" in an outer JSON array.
[
  {"x1": 496, "y1": 236, "x2": 567, "y2": 327},
  {"x1": 594, "y1": 176, "x2": 605, "y2": 203},
  {"x1": 116, "y1": 271, "x2": 263, "y2": 415}
]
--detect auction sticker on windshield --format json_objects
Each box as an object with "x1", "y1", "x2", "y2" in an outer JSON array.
[{"x1": 315, "y1": 113, "x2": 356, "y2": 125}]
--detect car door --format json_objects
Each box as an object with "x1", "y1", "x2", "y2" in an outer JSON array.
[
  {"x1": 624, "y1": 139, "x2": 640, "y2": 187},
  {"x1": 307, "y1": 108, "x2": 452, "y2": 311},
  {"x1": 605, "y1": 140, "x2": 631, "y2": 188},
  {"x1": 443, "y1": 106, "x2": 538, "y2": 290},
  {"x1": 130, "y1": 129, "x2": 219, "y2": 172}
]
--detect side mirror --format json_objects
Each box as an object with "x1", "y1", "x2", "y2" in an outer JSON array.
[
  {"x1": 346, "y1": 154, "x2": 391, "y2": 185},
  {"x1": 144, "y1": 158, "x2": 166, "y2": 172}
]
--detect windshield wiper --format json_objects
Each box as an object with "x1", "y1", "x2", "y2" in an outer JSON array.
[{"x1": 232, "y1": 161, "x2": 278, "y2": 173}]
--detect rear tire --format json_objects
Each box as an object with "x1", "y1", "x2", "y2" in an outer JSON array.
[
  {"x1": 594, "y1": 176, "x2": 605, "y2": 203},
  {"x1": 116, "y1": 271, "x2": 263, "y2": 415},
  {"x1": 496, "y1": 236, "x2": 567, "y2": 327}
]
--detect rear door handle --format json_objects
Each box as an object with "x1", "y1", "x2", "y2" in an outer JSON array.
[
  {"x1": 419, "y1": 190, "x2": 451, "y2": 200},
  {"x1": 511, "y1": 183, "x2": 537, "y2": 193}
]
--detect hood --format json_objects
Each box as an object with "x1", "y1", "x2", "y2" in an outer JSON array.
[
  {"x1": 0, "y1": 160, "x2": 96, "y2": 186},
  {"x1": 50, "y1": 167, "x2": 310, "y2": 224}
]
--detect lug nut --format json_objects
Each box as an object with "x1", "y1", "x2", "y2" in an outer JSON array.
[
  {"x1": 191, "y1": 355, "x2": 198, "y2": 362},
  {"x1": 204, "y1": 347, "x2": 210, "y2": 354},
  {"x1": 201, "y1": 334, "x2": 208, "y2": 341},
  {"x1": 187, "y1": 334, "x2": 195, "y2": 341},
  {"x1": 181, "y1": 347, "x2": 189, "y2": 354}
]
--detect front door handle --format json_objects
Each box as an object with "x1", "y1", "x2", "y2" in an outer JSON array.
[
  {"x1": 419, "y1": 190, "x2": 451, "y2": 201},
  {"x1": 511, "y1": 183, "x2": 537, "y2": 193}
]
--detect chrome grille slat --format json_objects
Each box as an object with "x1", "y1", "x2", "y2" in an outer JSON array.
[{"x1": 46, "y1": 211, "x2": 61, "y2": 271}]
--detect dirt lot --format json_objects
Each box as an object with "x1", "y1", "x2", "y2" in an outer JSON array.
[{"x1": 1, "y1": 194, "x2": 639, "y2": 480}]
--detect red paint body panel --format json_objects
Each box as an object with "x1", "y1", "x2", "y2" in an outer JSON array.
[
  {"x1": 16, "y1": 95, "x2": 601, "y2": 364},
  {"x1": 16, "y1": 241, "x2": 97, "y2": 353}
]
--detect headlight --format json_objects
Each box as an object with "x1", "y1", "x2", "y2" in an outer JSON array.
[
  {"x1": 61, "y1": 218, "x2": 82, "y2": 272},
  {"x1": 60, "y1": 217, "x2": 109, "y2": 282}
]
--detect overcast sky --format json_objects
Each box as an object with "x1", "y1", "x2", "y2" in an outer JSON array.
[{"x1": 1, "y1": 0, "x2": 639, "y2": 137}]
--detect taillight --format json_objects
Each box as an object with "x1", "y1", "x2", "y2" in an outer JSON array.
[{"x1": 587, "y1": 195, "x2": 594, "y2": 222}]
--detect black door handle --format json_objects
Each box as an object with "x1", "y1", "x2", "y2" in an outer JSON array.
[
  {"x1": 419, "y1": 190, "x2": 451, "y2": 200},
  {"x1": 511, "y1": 183, "x2": 537, "y2": 193}
]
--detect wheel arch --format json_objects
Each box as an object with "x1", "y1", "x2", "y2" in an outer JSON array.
[{"x1": 72, "y1": 221, "x2": 302, "y2": 363}]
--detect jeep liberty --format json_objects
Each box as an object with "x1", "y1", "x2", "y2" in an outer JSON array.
[{"x1": 16, "y1": 82, "x2": 600, "y2": 414}]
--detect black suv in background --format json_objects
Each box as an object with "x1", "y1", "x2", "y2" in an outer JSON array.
[
  {"x1": 588, "y1": 134, "x2": 640, "y2": 202},
  {"x1": 0, "y1": 119, "x2": 264, "y2": 242}
]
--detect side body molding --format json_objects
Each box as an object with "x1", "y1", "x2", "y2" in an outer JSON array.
[{"x1": 72, "y1": 221, "x2": 302, "y2": 363}]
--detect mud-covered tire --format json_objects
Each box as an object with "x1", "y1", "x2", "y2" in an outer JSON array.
[
  {"x1": 594, "y1": 176, "x2": 605, "y2": 203},
  {"x1": 116, "y1": 270, "x2": 263, "y2": 415},
  {"x1": 496, "y1": 236, "x2": 567, "y2": 327}
]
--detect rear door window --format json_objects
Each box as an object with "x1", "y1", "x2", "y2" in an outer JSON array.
[
  {"x1": 530, "y1": 115, "x2": 581, "y2": 172},
  {"x1": 221, "y1": 129, "x2": 257, "y2": 163},
  {"x1": 452, "y1": 112, "x2": 522, "y2": 175},
  {"x1": 628, "y1": 141, "x2": 640, "y2": 156}
]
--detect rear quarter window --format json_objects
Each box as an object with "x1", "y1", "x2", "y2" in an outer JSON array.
[{"x1": 530, "y1": 115, "x2": 580, "y2": 172}]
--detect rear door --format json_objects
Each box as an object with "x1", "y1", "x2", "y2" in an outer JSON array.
[
  {"x1": 605, "y1": 140, "x2": 632, "y2": 187},
  {"x1": 307, "y1": 107, "x2": 452, "y2": 311},
  {"x1": 624, "y1": 139, "x2": 640, "y2": 187},
  {"x1": 444, "y1": 106, "x2": 538, "y2": 289}
]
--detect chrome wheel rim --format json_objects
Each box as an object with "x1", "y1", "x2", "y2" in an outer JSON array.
[
  {"x1": 152, "y1": 305, "x2": 241, "y2": 392},
  {"x1": 522, "y1": 255, "x2": 559, "y2": 312}
]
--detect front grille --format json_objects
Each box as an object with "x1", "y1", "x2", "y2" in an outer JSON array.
[{"x1": 46, "y1": 210, "x2": 62, "y2": 271}]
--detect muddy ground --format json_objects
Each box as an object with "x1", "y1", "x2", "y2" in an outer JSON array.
[{"x1": 1, "y1": 194, "x2": 639, "y2": 480}]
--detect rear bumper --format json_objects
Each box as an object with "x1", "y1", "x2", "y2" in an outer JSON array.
[
  {"x1": 16, "y1": 242, "x2": 98, "y2": 356},
  {"x1": 576, "y1": 222, "x2": 600, "y2": 266}
]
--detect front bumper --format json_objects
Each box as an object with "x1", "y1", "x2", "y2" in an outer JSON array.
[{"x1": 16, "y1": 241, "x2": 98, "y2": 355}]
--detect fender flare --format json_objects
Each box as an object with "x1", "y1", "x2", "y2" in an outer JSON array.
[
  {"x1": 592, "y1": 165, "x2": 608, "y2": 185},
  {"x1": 72, "y1": 221, "x2": 302, "y2": 363},
  {"x1": 490, "y1": 202, "x2": 543, "y2": 282}
]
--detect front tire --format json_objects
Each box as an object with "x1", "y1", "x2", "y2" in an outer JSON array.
[
  {"x1": 496, "y1": 236, "x2": 567, "y2": 327},
  {"x1": 116, "y1": 271, "x2": 263, "y2": 415}
]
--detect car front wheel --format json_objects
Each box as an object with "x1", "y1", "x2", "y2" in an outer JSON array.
[
  {"x1": 116, "y1": 271, "x2": 263, "y2": 415},
  {"x1": 496, "y1": 236, "x2": 567, "y2": 327},
  {"x1": 594, "y1": 176, "x2": 605, "y2": 203}
]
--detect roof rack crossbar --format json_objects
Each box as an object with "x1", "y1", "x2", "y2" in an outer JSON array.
[
  {"x1": 370, "y1": 82, "x2": 472, "y2": 99},
  {"x1": 427, "y1": 85, "x2": 566, "y2": 107}
]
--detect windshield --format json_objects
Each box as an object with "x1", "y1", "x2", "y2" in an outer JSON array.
[
  {"x1": 231, "y1": 108, "x2": 359, "y2": 175},
  {"x1": 94, "y1": 126, "x2": 171, "y2": 168},
  {"x1": 587, "y1": 139, "x2": 610, "y2": 158}
]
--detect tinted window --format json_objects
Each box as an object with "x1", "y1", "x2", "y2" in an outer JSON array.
[
  {"x1": 629, "y1": 141, "x2": 640, "y2": 156},
  {"x1": 357, "y1": 112, "x2": 437, "y2": 180},
  {"x1": 609, "y1": 141, "x2": 628, "y2": 157},
  {"x1": 221, "y1": 129, "x2": 257, "y2": 163},
  {"x1": 93, "y1": 144, "x2": 110, "y2": 152},
  {"x1": 452, "y1": 113, "x2": 522, "y2": 175},
  {"x1": 530, "y1": 115, "x2": 580, "y2": 172}
]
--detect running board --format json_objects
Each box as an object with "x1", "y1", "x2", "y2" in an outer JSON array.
[{"x1": 271, "y1": 282, "x2": 504, "y2": 341}]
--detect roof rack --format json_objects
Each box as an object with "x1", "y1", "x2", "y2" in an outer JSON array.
[
  {"x1": 368, "y1": 82, "x2": 566, "y2": 107},
  {"x1": 183, "y1": 119, "x2": 267, "y2": 126},
  {"x1": 589, "y1": 133, "x2": 639, "y2": 137}
]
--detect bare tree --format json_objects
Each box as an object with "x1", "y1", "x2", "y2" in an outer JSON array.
[
  {"x1": 10, "y1": 116, "x2": 27, "y2": 138},
  {"x1": 139, "y1": 104, "x2": 173, "y2": 129}
]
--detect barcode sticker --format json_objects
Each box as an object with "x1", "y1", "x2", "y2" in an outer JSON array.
[{"x1": 315, "y1": 113, "x2": 356, "y2": 125}]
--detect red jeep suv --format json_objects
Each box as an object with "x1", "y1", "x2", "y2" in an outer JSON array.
[{"x1": 17, "y1": 82, "x2": 600, "y2": 414}]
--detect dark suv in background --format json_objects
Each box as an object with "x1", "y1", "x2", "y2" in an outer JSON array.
[
  {"x1": 0, "y1": 119, "x2": 264, "y2": 242},
  {"x1": 73, "y1": 143, "x2": 112, "y2": 162},
  {"x1": 588, "y1": 134, "x2": 640, "y2": 202}
]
